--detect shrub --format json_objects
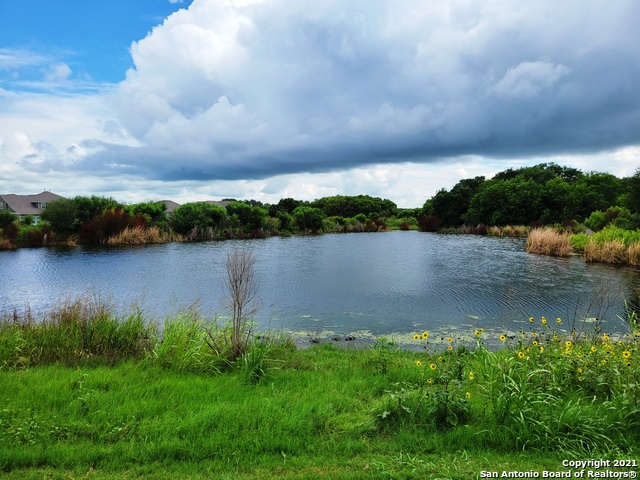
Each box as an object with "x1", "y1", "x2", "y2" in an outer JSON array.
[{"x1": 418, "y1": 215, "x2": 441, "y2": 232}]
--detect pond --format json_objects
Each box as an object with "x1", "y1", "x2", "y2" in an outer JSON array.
[{"x1": 1, "y1": 231, "x2": 638, "y2": 344}]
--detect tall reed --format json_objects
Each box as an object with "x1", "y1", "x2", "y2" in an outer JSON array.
[
  {"x1": 582, "y1": 239, "x2": 627, "y2": 264},
  {"x1": 106, "y1": 226, "x2": 166, "y2": 245},
  {"x1": 525, "y1": 228, "x2": 573, "y2": 256}
]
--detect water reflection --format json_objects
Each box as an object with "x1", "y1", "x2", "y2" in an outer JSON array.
[{"x1": 1, "y1": 232, "x2": 638, "y2": 339}]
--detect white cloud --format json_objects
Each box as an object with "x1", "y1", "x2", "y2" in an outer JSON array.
[
  {"x1": 43, "y1": 62, "x2": 73, "y2": 83},
  {"x1": 1, "y1": 0, "x2": 639, "y2": 207}
]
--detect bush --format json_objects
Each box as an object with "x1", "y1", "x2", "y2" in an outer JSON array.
[
  {"x1": 570, "y1": 233, "x2": 589, "y2": 251},
  {"x1": 0, "y1": 211, "x2": 18, "y2": 229}
]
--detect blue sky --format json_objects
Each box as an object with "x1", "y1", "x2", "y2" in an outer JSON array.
[
  {"x1": 1, "y1": 0, "x2": 640, "y2": 208},
  {"x1": 0, "y1": 0, "x2": 192, "y2": 84}
]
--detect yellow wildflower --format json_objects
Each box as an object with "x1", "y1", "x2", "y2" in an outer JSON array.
[
  {"x1": 539, "y1": 346, "x2": 545, "y2": 353},
  {"x1": 465, "y1": 391, "x2": 471, "y2": 399},
  {"x1": 469, "y1": 371, "x2": 474, "y2": 380},
  {"x1": 556, "y1": 317, "x2": 562, "y2": 324},
  {"x1": 622, "y1": 351, "x2": 631, "y2": 360},
  {"x1": 416, "y1": 360, "x2": 422, "y2": 367},
  {"x1": 499, "y1": 334, "x2": 506, "y2": 342},
  {"x1": 529, "y1": 317, "x2": 534, "y2": 323},
  {"x1": 427, "y1": 378, "x2": 433, "y2": 384},
  {"x1": 447, "y1": 337, "x2": 453, "y2": 343},
  {"x1": 413, "y1": 334, "x2": 420, "y2": 341},
  {"x1": 565, "y1": 340, "x2": 573, "y2": 348},
  {"x1": 429, "y1": 363, "x2": 436, "y2": 370},
  {"x1": 518, "y1": 351, "x2": 525, "y2": 359},
  {"x1": 532, "y1": 340, "x2": 539, "y2": 347},
  {"x1": 422, "y1": 331, "x2": 429, "y2": 339},
  {"x1": 447, "y1": 345, "x2": 453, "y2": 351},
  {"x1": 541, "y1": 316, "x2": 547, "y2": 326}
]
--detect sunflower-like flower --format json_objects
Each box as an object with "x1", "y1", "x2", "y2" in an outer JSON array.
[
  {"x1": 468, "y1": 371, "x2": 474, "y2": 380},
  {"x1": 413, "y1": 334, "x2": 420, "y2": 341},
  {"x1": 541, "y1": 316, "x2": 547, "y2": 326},
  {"x1": 518, "y1": 351, "x2": 525, "y2": 359},
  {"x1": 422, "y1": 331, "x2": 429, "y2": 339},
  {"x1": 465, "y1": 392, "x2": 471, "y2": 399},
  {"x1": 529, "y1": 317, "x2": 534, "y2": 323},
  {"x1": 622, "y1": 351, "x2": 631, "y2": 360},
  {"x1": 415, "y1": 360, "x2": 422, "y2": 367},
  {"x1": 499, "y1": 334, "x2": 506, "y2": 342},
  {"x1": 556, "y1": 317, "x2": 562, "y2": 324},
  {"x1": 429, "y1": 363, "x2": 436, "y2": 370},
  {"x1": 565, "y1": 340, "x2": 573, "y2": 347}
]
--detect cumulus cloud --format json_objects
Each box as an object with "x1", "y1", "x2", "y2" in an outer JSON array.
[
  {"x1": 64, "y1": 0, "x2": 639, "y2": 183},
  {"x1": 3, "y1": 0, "x2": 640, "y2": 205}
]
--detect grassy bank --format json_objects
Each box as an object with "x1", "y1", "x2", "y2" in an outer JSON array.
[
  {"x1": 1, "y1": 301, "x2": 639, "y2": 478},
  {"x1": 525, "y1": 225, "x2": 640, "y2": 266}
]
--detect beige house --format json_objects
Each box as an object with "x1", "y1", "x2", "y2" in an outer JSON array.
[{"x1": 0, "y1": 191, "x2": 64, "y2": 225}]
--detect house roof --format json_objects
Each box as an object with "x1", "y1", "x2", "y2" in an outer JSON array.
[
  {"x1": 0, "y1": 191, "x2": 65, "y2": 215},
  {"x1": 161, "y1": 200, "x2": 181, "y2": 214},
  {"x1": 205, "y1": 200, "x2": 232, "y2": 208}
]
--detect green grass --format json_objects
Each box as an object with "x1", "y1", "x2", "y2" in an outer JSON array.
[{"x1": 1, "y1": 305, "x2": 639, "y2": 479}]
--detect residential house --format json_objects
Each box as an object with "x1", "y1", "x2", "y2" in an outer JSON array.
[{"x1": 0, "y1": 191, "x2": 65, "y2": 225}]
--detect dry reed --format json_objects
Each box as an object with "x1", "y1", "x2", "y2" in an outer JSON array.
[
  {"x1": 525, "y1": 228, "x2": 573, "y2": 256},
  {"x1": 0, "y1": 237, "x2": 13, "y2": 250},
  {"x1": 106, "y1": 226, "x2": 166, "y2": 245},
  {"x1": 627, "y1": 243, "x2": 640, "y2": 266},
  {"x1": 489, "y1": 225, "x2": 530, "y2": 237},
  {"x1": 583, "y1": 239, "x2": 628, "y2": 264}
]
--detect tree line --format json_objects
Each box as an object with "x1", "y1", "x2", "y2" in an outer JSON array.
[
  {"x1": 2, "y1": 162, "x2": 640, "y2": 248},
  {"x1": 0, "y1": 194, "x2": 413, "y2": 247},
  {"x1": 421, "y1": 163, "x2": 640, "y2": 231}
]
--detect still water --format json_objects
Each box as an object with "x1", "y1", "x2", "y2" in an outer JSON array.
[{"x1": 1, "y1": 231, "x2": 639, "y2": 341}]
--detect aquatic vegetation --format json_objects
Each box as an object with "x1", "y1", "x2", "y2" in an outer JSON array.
[{"x1": 525, "y1": 228, "x2": 573, "y2": 256}]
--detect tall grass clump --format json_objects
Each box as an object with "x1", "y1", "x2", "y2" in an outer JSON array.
[
  {"x1": 150, "y1": 310, "x2": 228, "y2": 374},
  {"x1": 574, "y1": 225, "x2": 640, "y2": 265},
  {"x1": 106, "y1": 226, "x2": 167, "y2": 245},
  {"x1": 525, "y1": 227, "x2": 573, "y2": 256},
  {"x1": 0, "y1": 297, "x2": 154, "y2": 368}
]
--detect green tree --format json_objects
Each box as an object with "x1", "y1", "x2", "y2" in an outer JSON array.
[
  {"x1": 311, "y1": 195, "x2": 397, "y2": 218},
  {"x1": 72, "y1": 196, "x2": 122, "y2": 224},
  {"x1": 428, "y1": 176, "x2": 485, "y2": 227},
  {"x1": 0, "y1": 210, "x2": 18, "y2": 229},
  {"x1": 292, "y1": 206, "x2": 325, "y2": 232},
  {"x1": 169, "y1": 202, "x2": 227, "y2": 235},
  {"x1": 127, "y1": 201, "x2": 167, "y2": 227},
  {"x1": 226, "y1": 202, "x2": 266, "y2": 232},
  {"x1": 40, "y1": 198, "x2": 78, "y2": 235}
]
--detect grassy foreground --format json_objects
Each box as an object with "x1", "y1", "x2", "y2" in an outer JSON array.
[{"x1": 1, "y1": 303, "x2": 639, "y2": 479}]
